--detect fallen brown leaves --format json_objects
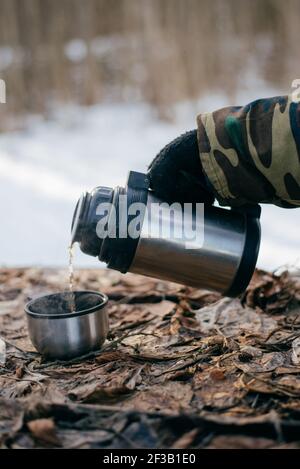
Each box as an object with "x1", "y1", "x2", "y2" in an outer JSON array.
[
  {"x1": 0, "y1": 267, "x2": 300, "y2": 448},
  {"x1": 244, "y1": 269, "x2": 300, "y2": 313}
]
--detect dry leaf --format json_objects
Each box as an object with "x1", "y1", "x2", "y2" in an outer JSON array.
[
  {"x1": 235, "y1": 352, "x2": 285, "y2": 373},
  {"x1": 27, "y1": 418, "x2": 61, "y2": 446},
  {"x1": 245, "y1": 269, "x2": 297, "y2": 313},
  {"x1": 171, "y1": 428, "x2": 198, "y2": 449}
]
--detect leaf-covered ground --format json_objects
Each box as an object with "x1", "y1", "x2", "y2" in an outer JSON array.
[{"x1": 1, "y1": 267, "x2": 300, "y2": 449}]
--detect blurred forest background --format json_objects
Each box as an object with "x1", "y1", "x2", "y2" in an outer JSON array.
[
  {"x1": 0, "y1": 0, "x2": 299, "y2": 269},
  {"x1": 0, "y1": 0, "x2": 299, "y2": 129}
]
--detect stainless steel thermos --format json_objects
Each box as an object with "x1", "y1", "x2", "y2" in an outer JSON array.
[{"x1": 71, "y1": 171, "x2": 261, "y2": 297}]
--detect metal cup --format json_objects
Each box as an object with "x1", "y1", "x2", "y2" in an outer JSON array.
[{"x1": 25, "y1": 291, "x2": 109, "y2": 360}]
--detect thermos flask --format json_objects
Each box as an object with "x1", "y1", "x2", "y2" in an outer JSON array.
[{"x1": 71, "y1": 171, "x2": 261, "y2": 297}]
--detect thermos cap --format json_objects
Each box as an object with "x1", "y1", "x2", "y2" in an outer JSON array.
[{"x1": 71, "y1": 186, "x2": 114, "y2": 256}]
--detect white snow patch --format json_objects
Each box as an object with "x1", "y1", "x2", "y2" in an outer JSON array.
[
  {"x1": 0, "y1": 46, "x2": 14, "y2": 71},
  {"x1": 64, "y1": 39, "x2": 88, "y2": 63}
]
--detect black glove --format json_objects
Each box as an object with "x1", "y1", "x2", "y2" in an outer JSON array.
[{"x1": 148, "y1": 130, "x2": 215, "y2": 204}]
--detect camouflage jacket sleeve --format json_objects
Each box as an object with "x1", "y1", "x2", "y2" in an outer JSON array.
[{"x1": 197, "y1": 95, "x2": 300, "y2": 208}]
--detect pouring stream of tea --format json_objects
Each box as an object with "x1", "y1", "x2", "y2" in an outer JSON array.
[{"x1": 68, "y1": 243, "x2": 76, "y2": 312}]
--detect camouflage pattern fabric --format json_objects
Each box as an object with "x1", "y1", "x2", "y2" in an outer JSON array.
[{"x1": 197, "y1": 95, "x2": 300, "y2": 208}]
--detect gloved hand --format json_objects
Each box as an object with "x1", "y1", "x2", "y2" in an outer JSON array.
[{"x1": 148, "y1": 130, "x2": 215, "y2": 205}]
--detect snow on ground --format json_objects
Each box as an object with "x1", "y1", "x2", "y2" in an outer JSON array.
[{"x1": 0, "y1": 85, "x2": 299, "y2": 273}]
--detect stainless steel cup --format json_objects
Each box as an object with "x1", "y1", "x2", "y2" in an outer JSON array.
[{"x1": 25, "y1": 291, "x2": 109, "y2": 360}]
